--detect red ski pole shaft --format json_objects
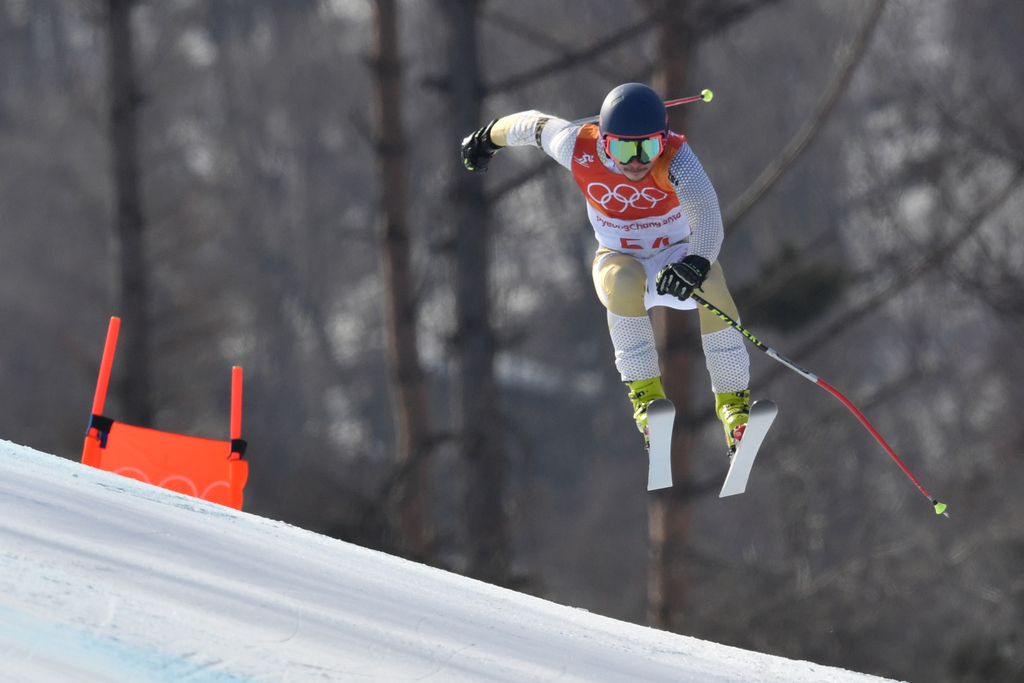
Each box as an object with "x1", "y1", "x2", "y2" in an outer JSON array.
[
  {"x1": 570, "y1": 89, "x2": 713, "y2": 126},
  {"x1": 690, "y1": 293, "x2": 948, "y2": 517},
  {"x1": 663, "y1": 90, "x2": 713, "y2": 108},
  {"x1": 815, "y1": 379, "x2": 937, "y2": 502}
]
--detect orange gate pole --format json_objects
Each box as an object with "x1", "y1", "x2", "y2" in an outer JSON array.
[
  {"x1": 91, "y1": 317, "x2": 120, "y2": 419},
  {"x1": 229, "y1": 366, "x2": 243, "y2": 454},
  {"x1": 83, "y1": 317, "x2": 120, "y2": 467},
  {"x1": 228, "y1": 366, "x2": 248, "y2": 510}
]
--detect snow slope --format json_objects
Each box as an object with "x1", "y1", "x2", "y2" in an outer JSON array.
[{"x1": 0, "y1": 440, "x2": 902, "y2": 682}]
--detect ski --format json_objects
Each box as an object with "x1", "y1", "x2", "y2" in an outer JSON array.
[
  {"x1": 719, "y1": 399, "x2": 777, "y2": 497},
  {"x1": 646, "y1": 398, "x2": 675, "y2": 491}
]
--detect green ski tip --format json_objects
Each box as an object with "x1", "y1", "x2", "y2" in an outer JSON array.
[
  {"x1": 934, "y1": 501, "x2": 948, "y2": 516},
  {"x1": 701, "y1": 89, "x2": 713, "y2": 102}
]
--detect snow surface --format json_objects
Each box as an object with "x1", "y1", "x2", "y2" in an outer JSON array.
[{"x1": 0, "y1": 440, "x2": 903, "y2": 682}]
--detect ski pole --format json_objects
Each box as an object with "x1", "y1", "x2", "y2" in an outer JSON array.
[
  {"x1": 570, "y1": 89, "x2": 714, "y2": 126},
  {"x1": 663, "y1": 89, "x2": 715, "y2": 108},
  {"x1": 691, "y1": 292, "x2": 949, "y2": 517}
]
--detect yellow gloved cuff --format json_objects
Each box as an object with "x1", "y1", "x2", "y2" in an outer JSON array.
[{"x1": 487, "y1": 115, "x2": 519, "y2": 147}]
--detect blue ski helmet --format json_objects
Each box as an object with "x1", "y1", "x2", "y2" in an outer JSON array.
[{"x1": 598, "y1": 83, "x2": 668, "y2": 138}]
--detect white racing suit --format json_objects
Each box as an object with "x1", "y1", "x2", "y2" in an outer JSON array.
[{"x1": 494, "y1": 111, "x2": 750, "y2": 395}]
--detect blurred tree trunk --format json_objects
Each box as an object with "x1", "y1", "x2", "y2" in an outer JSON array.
[
  {"x1": 370, "y1": 0, "x2": 432, "y2": 560},
  {"x1": 645, "y1": 0, "x2": 785, "y2": 633},
  {"x1": 435, "y1": 0, "x2": 510, "y2": 584},
  {"x1": 647, "y1": 0, "x2": 698, "y2": 633},
  {"x1": 106, "y1": 0, "x2": 152, "y2": 427}
]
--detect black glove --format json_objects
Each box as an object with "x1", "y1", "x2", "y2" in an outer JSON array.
[
  {"x1": 656, "y1": 254, "x2": 711, "y2": 301},
  {"x1": 461, "y1": 120, "x2": 501, "y2": 173}
]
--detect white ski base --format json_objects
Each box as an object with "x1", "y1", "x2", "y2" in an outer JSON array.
[
  {"x1": 646, "y1": 398, "x2": 676, "y2": 491},
  {"x1": 719, "y1": 400, "x2": 778, "y2": 498}
]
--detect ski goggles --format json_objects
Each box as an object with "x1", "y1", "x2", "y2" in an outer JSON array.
[{"x1": 602, "y1": 134, "x2": 666, "y2": 165}]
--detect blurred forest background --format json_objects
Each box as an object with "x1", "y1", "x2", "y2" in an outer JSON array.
[{"x1": 1, "y1": 0, "x2": 1022, "y2": 681}]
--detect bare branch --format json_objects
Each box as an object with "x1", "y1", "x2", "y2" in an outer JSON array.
[
  {"x1": 753, "y1": 166, "x2": 1024, "y2": 388},
  {"x1": 485, "y1": 16, "x2": 656, "y2": 95},
  {"x1": 723, "y1": 0, "x2": 888, "y2": 232},
  {"x1": 694, "y1": 0, "x2": 784, "y2": 36},
  {"x1": 481, "y1": 9, "x2": 634, "y2": 85},
  {"x1": 921, "y1": 82, "x2": 1024, "y2": 166},
  {"x1": 482, "y1": 1, "x2": 782, "y2": 101},
  {"x1": 485, "y1": 160, "x2": 555, "y2": 203}
]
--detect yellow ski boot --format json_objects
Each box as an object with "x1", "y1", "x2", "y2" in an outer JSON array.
[
  {"x1": 715, "y1": 390, "x2": 750, "y2": 453},
  {"x1": 627, "y1": 377, "x2": 667, "y2": 447}
]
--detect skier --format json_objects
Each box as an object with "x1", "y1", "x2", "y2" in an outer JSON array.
[{"x1": 461, "y1": 83, "x2": 751, "y2": 455}]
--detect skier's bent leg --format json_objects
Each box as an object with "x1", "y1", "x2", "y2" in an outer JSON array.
[
  {"x1": 593, "y1": 250, "x2": 657, "y2": 379},
  {"x1": 592, "y1": 250, "x2": 664, "y2": 442},
  {"x1": 696, "y1": 261, "x2": 751, "y2": 450}
]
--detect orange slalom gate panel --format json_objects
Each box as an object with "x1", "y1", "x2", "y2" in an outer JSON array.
[
  {"x1": 81, "y1": 317, "x2": 248, "y2": 510},
  {"x1": 84, "y1": 423, "x2": 248, "y2": 510}
]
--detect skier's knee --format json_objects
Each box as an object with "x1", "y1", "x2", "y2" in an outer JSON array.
[{"x1": 594, "y1": 255, "x2": 647, "y2": 317}]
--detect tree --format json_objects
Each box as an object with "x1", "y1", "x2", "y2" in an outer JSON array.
[
  {"x1": 434, "y1": 0, "x2": 510, "y2": 584},
  {"x1": 644, "y1": 0, "x2": 699, "y2": 633},
  {"x1": 370, "y1": 0, "x2": 433, "y2": 561},
  {"x1": 644, "y1": 0, "x2": 787, "y2": 633},
  {"x1": 106, "y1": 0, "x2": 152, "y2": 426}
]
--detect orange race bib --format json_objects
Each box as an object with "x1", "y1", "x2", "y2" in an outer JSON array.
[{"x1": 571, "y1": 125, "x2": 691, "y2": 255}]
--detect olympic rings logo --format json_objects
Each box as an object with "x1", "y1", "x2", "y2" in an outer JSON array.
[{"x1": 586, "y1": 183, "x2": 668, "y2": 212}]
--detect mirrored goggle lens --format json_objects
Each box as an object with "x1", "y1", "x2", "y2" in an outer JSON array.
[{"x1": 605, "y1": 136, "x2": 664, "y2": 164}]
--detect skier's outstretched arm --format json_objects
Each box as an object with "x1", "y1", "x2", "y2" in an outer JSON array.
[{"x1": 462, "y1": 112, "x2": 580, "y2": 172}]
